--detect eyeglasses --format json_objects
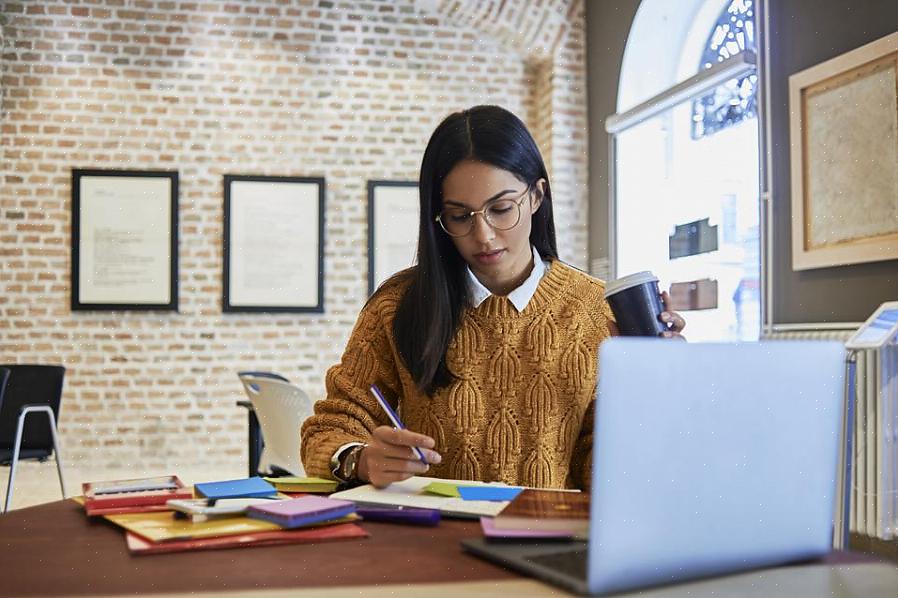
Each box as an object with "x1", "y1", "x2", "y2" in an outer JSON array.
[{"x1": 435, "y1": 187, "x2": 532, "y2": 237}]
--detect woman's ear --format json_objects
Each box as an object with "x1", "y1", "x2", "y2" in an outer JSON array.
[{"x1": 531, "y1": 178, "x2": 547, "y2": 214}]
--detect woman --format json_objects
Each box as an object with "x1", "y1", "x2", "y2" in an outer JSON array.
[{"x1": 301, "y1": 105, "x2": 685, "y2": 490}]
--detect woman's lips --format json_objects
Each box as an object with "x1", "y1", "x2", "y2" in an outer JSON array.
[{"x1": 474, "y1": 249, "x2": 504, "y2": 264}]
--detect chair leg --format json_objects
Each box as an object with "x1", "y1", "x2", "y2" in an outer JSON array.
[
  {"x1": 3, "y1": 406, "x2": 67, "y2": 512},
  {"x1": 248, "y1": 409, "x2": 263, "y2": 478},
  {"x1": 4, "y1": 409, "x2": 28, "y2": 513},
  {"x1": 47, "y1": 410, "x2": 67, "y2": 499}
]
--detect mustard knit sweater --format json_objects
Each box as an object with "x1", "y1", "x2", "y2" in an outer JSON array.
[{"x1": 301, "y1": 260, "x2": 616, "y2": 489}]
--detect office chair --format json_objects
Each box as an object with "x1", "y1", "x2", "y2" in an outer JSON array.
[
  {"x1": 237, "y1": 374, "x2": 314, "y2": 477},
  {"x1": 236, "y1": 371, "x2": 290, "y2": 477},
  {"x1": 0, "y1": 364, "x2": 67, "y2": 513}
]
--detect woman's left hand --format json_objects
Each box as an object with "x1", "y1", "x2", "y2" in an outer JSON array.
[{"x1": 659, "y1": 291, "x2": 687, "y2": 340}]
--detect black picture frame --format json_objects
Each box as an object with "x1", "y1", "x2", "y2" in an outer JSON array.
[
  {"x1": 71, "y1": 168, "x2": 179, "y2": 311},
  {"x1": 367, "y1": 180, "x2": 419, "y2": 296},
  {"x1": 223, "y1": 174, "x2": 325, "y2": 313}
]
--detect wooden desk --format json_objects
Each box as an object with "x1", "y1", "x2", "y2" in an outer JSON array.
[{"x1": 1, "y1": 500, "x2": 896, "y2": 597}]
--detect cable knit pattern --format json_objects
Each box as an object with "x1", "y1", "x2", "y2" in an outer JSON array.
[{"x1": 301, "y1": 260, "x2": 615, "y2": 489}]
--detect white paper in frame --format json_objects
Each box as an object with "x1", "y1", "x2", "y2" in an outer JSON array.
[
  {"x1": 223, "y1": 175, "x2": 325, "y2": 313},
  {"x1": 71, "y1": 169, "x2": 178, "y2": 311},
  {"x1": 367, "y1": 181, "x2": 419, "y2": 295}
]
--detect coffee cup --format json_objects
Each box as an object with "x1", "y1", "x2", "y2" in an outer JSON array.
[{"x1": 604, "y1": 271, "x2": 669, "y2": 337}]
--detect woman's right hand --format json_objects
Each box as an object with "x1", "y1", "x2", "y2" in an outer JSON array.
[{"x1": 357, "y1": 426, "x2": 442, "y2": 488}]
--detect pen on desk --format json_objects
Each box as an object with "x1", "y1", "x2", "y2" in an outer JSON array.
[
  {"x1": 356, "y1": 505, "x2": 441, "y2": 526},
  {"x1": 369, "y1": 384, "x2": 429, "y2": 465}
]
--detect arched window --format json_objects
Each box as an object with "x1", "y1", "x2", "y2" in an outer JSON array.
[
  {"x1": 691, "y1": 0, "x2": 757, "y2": 139},
  {"x1": 609, "y1": 0, "x2": 761, "y2": 342}
]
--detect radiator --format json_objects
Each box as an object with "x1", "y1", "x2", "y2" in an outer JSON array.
[{"x1": 763, "y1": 328, "x2": 897, "y2": 540}]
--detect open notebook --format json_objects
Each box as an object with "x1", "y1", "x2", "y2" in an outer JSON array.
[{"x1": 330, "y1": 476, "x2": 516, "y2": 518}]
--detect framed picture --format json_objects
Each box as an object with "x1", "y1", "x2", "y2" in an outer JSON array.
[
  {"x1": 367, "y1": 180, "x2": 419, "y2": 295},
  {"x1": 789, "y1": 30, "x2": 898, "y2": 270},
  {"x1": 71, "y1": 169, "x2": 178, "y2": 311},
  {"x1": 223, "y1": 175, "x2": 325, "y2": 313}
]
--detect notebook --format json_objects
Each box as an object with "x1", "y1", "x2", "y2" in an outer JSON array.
[
  {"x1": 462, "y1": 339, "x2": 846, "y2": 595},
  {"x1": 480, "y1": 517, "x2": 573, "y2": 540},
  {"x1": 493, "y1": 489, "x2": 589, "y2": 536},
  {"x1": 331, "y1": 476, "x2": 519, "y2": 518},
  {"x1": 246, "y1": 496, "x2": 356, "y2": 529}
]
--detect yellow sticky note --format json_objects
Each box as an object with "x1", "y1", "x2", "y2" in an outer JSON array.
[
  {"x1": 422, "y1": 481, "x2": 461, "y2": 497},
  {"x1": 263, "y1": 477, "x2": 332, "y2": 486},
  {"x1": 263, "y1": 477, "x2": 339, "y2": 493}
]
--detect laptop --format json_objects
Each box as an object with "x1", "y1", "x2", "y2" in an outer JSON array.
[{"x1": 462, "y1": 338, "x2": 846, "y2": 595}]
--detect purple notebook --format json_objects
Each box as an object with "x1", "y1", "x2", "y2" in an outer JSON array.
[{"x1": 246, "y1": 496, "x2": 356, "y2": 529}]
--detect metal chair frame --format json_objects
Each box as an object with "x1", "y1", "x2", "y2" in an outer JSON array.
[{"x1": 4, "y1": 405, "x2": 67, "y2": 513}]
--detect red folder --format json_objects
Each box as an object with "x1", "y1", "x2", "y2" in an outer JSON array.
[
  {"x1": 124, "y1": 521, "x2": 368, "y2": 555},
  {"x1": 85, "y1": 503, "x2": 174, "y2": 517}
]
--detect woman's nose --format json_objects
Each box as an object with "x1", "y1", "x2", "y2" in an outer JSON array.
[{"x1": 470, "y1": 213, "x2": 495, "y2": 242}]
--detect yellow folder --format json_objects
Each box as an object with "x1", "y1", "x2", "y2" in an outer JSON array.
[{"x1": 105, "y1": 511, "x2": 282, "y2": 542}]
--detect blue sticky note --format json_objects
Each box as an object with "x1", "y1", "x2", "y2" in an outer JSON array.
[
  {"x1": 195, "y1": 476, "x2": 277, "y2": 500},
  {"x1": 457, "y1": 486, "x2": 523, "y2": 501}
]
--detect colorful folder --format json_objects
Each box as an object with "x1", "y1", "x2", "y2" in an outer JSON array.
[
  {"x1": 105, "y1": 510, "x2": 283, "y2": 542},
  {"x1": 125, "y1": 522, "x2": 368, "y2": 555}
]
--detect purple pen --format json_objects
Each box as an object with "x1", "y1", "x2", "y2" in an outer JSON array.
[
  {"x1": 369, "y1": 384, "x2": 429, "y2": 465},
  {"x1": 356, "y1": 506, "x2": 441, "y2": 526}
]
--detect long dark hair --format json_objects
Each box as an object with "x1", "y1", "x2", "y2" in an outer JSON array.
[{"x1": 392, "y1": 105, "x2": 558, "y2": 395}]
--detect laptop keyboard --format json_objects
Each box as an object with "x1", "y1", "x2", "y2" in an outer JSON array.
[{"x1": 525, "y1": 548, "x2": 588, "y2": 580}]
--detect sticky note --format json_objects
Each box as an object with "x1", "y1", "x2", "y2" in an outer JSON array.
[
  {"x1": 421, "y1": 482, "x2": 461, "y2": 497},
  {"x1": 457, "y1": 486, "x2": 523, "y2": 501}
]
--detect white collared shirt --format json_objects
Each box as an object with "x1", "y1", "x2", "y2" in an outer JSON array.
[{"x1": 466, "y1": 246, "x2": 548, "y2": 312}]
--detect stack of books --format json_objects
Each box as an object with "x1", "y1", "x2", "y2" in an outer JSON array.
[
  {"x1": 488, "y1": 489, "x2": 590, "y2": 539},
  {"x1": 76, "y1": 475, "x2": 367, "y2": 555},
  {"x1": 82, "y1": 475, "x2": 192, "y2": 516}
]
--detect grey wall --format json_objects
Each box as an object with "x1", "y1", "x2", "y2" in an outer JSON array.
[
  {"x1": 586, "y1": 0, "x2": 898, "y2": 324},
  {"x1": 767, "y1": 0, "x2": 898, "y2": 324},
  {"x1": 585, "y1": 0, "x2": 641, "y2": 266}
]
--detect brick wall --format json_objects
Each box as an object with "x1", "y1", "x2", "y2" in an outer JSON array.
[{"x1": 0, "y1": 0, "x2": 588, "y2": 471}]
